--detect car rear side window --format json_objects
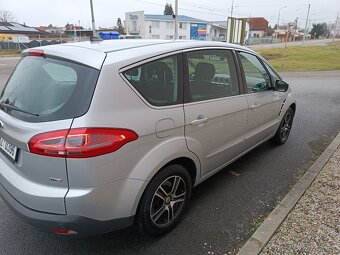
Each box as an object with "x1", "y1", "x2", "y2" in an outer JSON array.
[
  {"x1": 187, "y1": 49, "x2": 239, "y2": 102},
  {"x1": 123, "y1": 55, "x2": 181, "y2": 106},
  {"x1": 0, "y1": 56, "x2": 100, "y2": 122}
]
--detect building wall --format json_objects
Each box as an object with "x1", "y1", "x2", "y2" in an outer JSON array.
[
  {"x1": 143, "y1": 20, "x2": 189, "y2": 39},
  {"x1": 125, "y1": 11, "x2": 146, "y2": 38},
  {"x1": 125, "y1": 11, "x2": 227, "y2": 41},
  {"x1": 207, "y1": 25, "x2": 227, "y2": 41},
  {"x1": 250, "y1": 30, "x2": 265, "y2": 37}
]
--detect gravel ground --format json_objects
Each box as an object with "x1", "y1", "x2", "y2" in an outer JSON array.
[{"x1": 260, "y1": 146, "x2": 340, "y2": 255}]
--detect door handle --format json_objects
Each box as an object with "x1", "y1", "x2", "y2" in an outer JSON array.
[
  {"x1": 190, "y1": 117, "x2": 208, "y2": 125},
  {"x1": 250, "y1": 103, "x2": 261, "y2": 110}
]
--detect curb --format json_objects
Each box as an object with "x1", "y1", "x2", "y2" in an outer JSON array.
[{"x1": 237, "y1": 132, "x2": 340, "y2": 255}]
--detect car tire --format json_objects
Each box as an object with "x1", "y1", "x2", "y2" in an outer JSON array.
[
  {"x1": 136, "y1": 164, "x2": 192, "y2": 236},
  {"x1": 271, "y1": 107, "x2": 294, "y2": 145}
]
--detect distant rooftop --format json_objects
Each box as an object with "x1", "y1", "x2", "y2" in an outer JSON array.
[
  {"x1": 144, "y1": 14, "x2": 207, "y2": 23},
  {"x1": 212, "y1": 21, "x2": 228, "y2": 28},
  {"x1": 0, "y1": 22, "x2": 41, "y2": 34}
]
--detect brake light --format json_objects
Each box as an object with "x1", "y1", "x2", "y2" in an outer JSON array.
[
  {"x1": 28, "y1": 49, "x2": 45, "y2": 57},
  {"x1": 52, "y1": 229, "x2": 77, "y2": 235},
  {"x1": 28, "y1": 128, "x2": 138, "y2": 158}
]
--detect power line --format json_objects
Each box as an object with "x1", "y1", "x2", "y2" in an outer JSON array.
[{"x1": 129, "y1": 0, "x2": 228, "y2": 18}]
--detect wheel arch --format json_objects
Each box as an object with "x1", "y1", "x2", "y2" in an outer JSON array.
[{"x1": 132, "y1": 156, "x2": 198, "y2": 228}]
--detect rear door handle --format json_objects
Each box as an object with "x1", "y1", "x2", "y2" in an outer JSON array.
[
  {"x1": 190, "y1": 117, "x2": 208, "y2": 125},
  {"x1": 250, "y1": 103, "x2": 261, "y2": 110}
]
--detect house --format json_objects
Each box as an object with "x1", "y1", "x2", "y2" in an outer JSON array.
[
  {"x1": 246, "y1": 17, "x2": 268, "y2": 37},
  {"x1": 124, "y1": 11, "x2": 227, "y2": 41},
  {"x1": 0, "y1": 22, "x2": 42, "y2": 36},
  {"x1": 34, "y1": 25, "x2": 64, "y2": 34}
]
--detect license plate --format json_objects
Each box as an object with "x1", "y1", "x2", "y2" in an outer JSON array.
[{"x1": 0, "y1": 136, "x2": 18, "y2": 161}]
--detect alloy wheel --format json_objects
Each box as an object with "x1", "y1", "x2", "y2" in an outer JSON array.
[{"x1": 150, "y1": 175, "x2": 186, "y2": 227}]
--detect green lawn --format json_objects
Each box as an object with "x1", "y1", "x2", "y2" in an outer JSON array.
[
  {"x1": 0, "y1": 49, "x2": 21, "y2": 55},
  {"x1": 257, "y1": 44, "x2": 340, "y2": 72}
]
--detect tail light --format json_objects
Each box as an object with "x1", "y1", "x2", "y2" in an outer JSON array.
[{"x1": 28, "y1": 128, "x2": 138, "y2": 158}]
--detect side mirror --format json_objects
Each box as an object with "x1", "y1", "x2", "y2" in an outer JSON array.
[{"x1": 275, "y1": 80, "x2": 289, "y2": 92}]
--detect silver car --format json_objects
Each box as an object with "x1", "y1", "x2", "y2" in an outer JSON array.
[{"x1": 0, "y1": 40, "x2": 295, "y2": 237}]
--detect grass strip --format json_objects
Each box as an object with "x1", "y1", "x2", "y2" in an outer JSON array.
[{"x1": 257, "y1": 44, "x2": 340, "y2": 72}]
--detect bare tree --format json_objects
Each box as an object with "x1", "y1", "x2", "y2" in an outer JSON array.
[{"x1": 0, "y1": 10, "x2": 16, "y2": 23}]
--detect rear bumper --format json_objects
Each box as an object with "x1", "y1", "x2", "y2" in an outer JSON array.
[{"x1": 0, "y1": 183, "x2": 134, "y2": 237}]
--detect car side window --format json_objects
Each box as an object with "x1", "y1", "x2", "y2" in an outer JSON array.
[
  {"x1": 123, "y1": 55, "x2": 180, "y2": 106},
  {"x1": 238, "y1": 52, "x2": 271, "y2": 93},
  {"x1": 262, "y1": 61, "x2": 280, "y2": 86},
  {"x1": 187, "y1": 49, "x2": 239, "y2": 102}
]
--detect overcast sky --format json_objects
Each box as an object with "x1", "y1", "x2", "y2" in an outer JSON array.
[{"x1": 2, "y1": 0, "x2": 339, "y2": 28}]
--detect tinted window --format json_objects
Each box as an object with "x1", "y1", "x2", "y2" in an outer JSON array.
[
  {"x1": 187, "y1": 49, "x2": 239, "y2": 102},
  {"x1": 0, "y1": 56, "x2": 99, "y2": 122},
  {"x1": 123, "y1": 55, "x2": 181, "y2": 106},
  {"x1": 239, "y1": 52, "x2": 271, "y2": 93}
]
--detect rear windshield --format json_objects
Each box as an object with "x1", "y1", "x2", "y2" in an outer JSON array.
[{"x1": 0, "y1": 56, "x2": 100, "y2": 122}]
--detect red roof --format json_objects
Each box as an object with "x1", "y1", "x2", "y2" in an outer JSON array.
[{"x1": 247, "y1": 17, "x2": 268, "y2": 31}]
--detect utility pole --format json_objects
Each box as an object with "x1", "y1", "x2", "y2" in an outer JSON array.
[
  {"x1": 90, "y1": 0, "x2": 96, "y2": 37},
  {"x1": 302, "y1": 3, "x2": 311, "y2": 46},
  {"x1": 174, "y1": 0, "x2": 178, "y2": 39},
  {"x1": 275, "y1": 6, "x2": 287, "y2": 42},
  {"x1": 230, "y1": 0, "x2": 234, "y2": 18},
  {"x1": 293, "y1": 17, "x2": 298, "y2": 42},
  {"x1": 333, "y1": 11, "x2": 339, "y2": 42}
]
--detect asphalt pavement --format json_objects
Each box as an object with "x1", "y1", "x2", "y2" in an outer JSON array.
[{"x1": 0, "y1": 58, "x2": 339, "y2": 255}]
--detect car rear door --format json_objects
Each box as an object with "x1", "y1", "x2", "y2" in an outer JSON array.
[
  {"x1": 237, "y1": 51, "x2": 284, "y2": 148},
  {"x1": 183, "y1": 48, "x2": 248, "y2": 177}
]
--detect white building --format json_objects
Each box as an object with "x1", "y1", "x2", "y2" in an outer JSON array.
[{"x1": 125, "y1": 11, "x2": 227, "y2": 41}]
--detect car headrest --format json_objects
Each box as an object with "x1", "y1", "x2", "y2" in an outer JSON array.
[
  {"x1": 195, "y1": 63, "x2": 215, "y2": 81},
  {"x1": 145, "y1": 62, "x2": 173, "y2": 83}
]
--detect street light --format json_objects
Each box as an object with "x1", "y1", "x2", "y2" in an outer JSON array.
[{"x1": 275, "y1": 5, "x2": 287, "y2": 42}]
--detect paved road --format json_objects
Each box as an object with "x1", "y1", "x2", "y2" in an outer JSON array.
[
  {"x1": 0, "y1": 57, "x2": 19, "y2": 89},
  {"x1": 249, "y1": 38, "x2": 340, "y2": 50},
  {"x1": 0, "y1": 58, "x2": 339, "y2": 254}
]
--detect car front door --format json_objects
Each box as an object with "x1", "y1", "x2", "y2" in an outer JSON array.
[
  {"x1": 183, "y1": 49, "x2": 248, "y2": 177},
  {"x1": 237, "y1": 51, "x2": 284, "y2": 148}
]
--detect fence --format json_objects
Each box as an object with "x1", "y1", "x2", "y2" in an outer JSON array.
[{"x1": 0, "y1": 35, "x2": 90, "y2": 50}]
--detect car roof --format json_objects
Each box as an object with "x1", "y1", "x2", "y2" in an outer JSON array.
[{"x1": 23, "y1": 40, "x2": 254, "y2": 69}]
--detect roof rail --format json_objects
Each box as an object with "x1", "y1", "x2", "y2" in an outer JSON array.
[{"x1": 90, "y1": 36, "x2": 103, "y2": 43}]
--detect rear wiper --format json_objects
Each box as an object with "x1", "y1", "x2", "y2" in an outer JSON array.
[{"x1": 0, "y1": 102, "x2": 40, "y2": 117}]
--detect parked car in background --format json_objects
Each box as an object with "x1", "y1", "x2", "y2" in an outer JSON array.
[{"x1": 0, "y1": 40, "x2": 295, "y2": 237}]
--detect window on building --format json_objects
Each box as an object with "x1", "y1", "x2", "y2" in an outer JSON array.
[
  {"x1": 166, "y1": 22, "x2": 174, "y2": 29},
  {"x1": 152, "y1": 35, "x2": 160, "y2": 39},
  {"x1": 179, "y1": 35, "x2": 186, "y2": 39},
  {"x1": 151, "y1": 21, "x2": 160, "y2": 29},
  {"x1": 179, "y1": 23, "x2": 187, "y2": 30},
  {"x1": 132, "y1": 21, "x2": 137, "y2": 32},
  {"x1": 166, "y1": 35, "x2": 174, "y2": 40}
]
